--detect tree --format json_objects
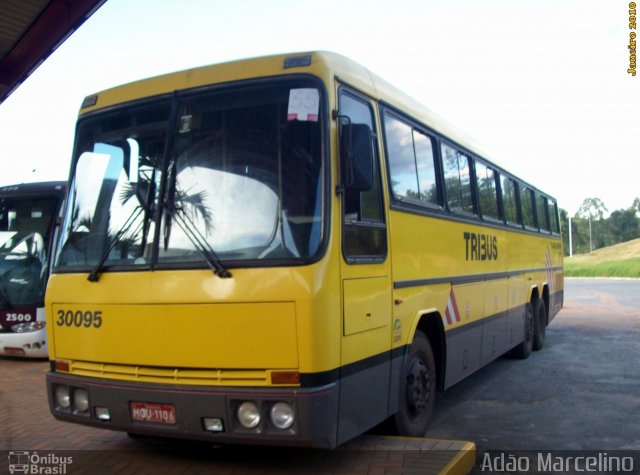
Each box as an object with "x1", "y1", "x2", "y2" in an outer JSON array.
[
  {"x1": 575, "y1": 198, "x2": 608, "y2": 252},
  {"x1": 569, "y1": 197, "x2": 640, "y2": 255},
  {"x1": 576, "y1": 197, "x2": 608, "y2": 220},
  {"x1": 609, "y1": 208, "x2": 639, "y2": 243}
]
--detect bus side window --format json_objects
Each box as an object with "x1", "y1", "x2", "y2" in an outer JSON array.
[
  {"x1": 538, "y1": 194, "x2": 551, "y2": 233},
  {"x1": 339, "y1": 90, "x2": 387, "y2": 261},
  {"x1": 549, "y1": 199, "x2": 560, "y2": 234},
  {"x1": 475, "y1": 161, "x2": 500, "y2": 221},
  {"x1": 384, "y1": 111, "x2": 439, "y2": 207},
  {"x1": 442, "y1": 144, "x2": 474, "y2": 215},
  {"x1": 521, "y1": 186, "x2": 538, "y2": 230},
  {"x1": 501, "y1": 175, "x2": 520, "y2": 226}
]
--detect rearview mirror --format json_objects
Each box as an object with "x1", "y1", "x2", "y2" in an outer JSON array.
[{"x1": 340, "y1": 120, "x2": 374, "y2": 192}]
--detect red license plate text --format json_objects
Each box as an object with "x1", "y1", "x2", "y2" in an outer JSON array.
[{"x1": 130, "y1": 401, "x2": 176, "y2": 424}]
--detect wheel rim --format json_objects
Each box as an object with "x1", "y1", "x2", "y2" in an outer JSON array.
[{"x1": 406, "y1": 357, "x2": 430, "y2": 420}]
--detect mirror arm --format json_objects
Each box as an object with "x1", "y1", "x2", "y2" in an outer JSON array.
[{"x1": 335, "y1": 113, "x2": 353, "y2": 191}]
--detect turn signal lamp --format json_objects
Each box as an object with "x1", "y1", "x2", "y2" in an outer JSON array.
[
  {"x1": 55, "y1": 360, "x2": 70, "y2": 372},
  {"x1": 271, "y1": 371, "x2": 300, "y2": 385}
]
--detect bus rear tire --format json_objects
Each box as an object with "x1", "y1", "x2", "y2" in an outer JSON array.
[
  {"x1": 511, "y1": 302, "x2": 534, "y2": 359},
  {"x1": 394, "y1": 330, "x2": 436, "y2": 437},
  {"x1": 532, "y1": 298, "x2": 547, "y2": 351}
]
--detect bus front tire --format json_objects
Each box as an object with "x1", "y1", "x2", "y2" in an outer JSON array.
[
  {"x1": 532, "y1": 298, "x2": 547, "y2": 351},
  {"x1": 394, "y1": 330, "x2": 436, "y2": 437}
]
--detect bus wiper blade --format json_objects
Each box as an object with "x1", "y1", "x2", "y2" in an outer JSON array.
[
  {"x1": 171, "y1": 207, "x2": 231, "y2": 279},
  {"x1": 162, "y1": 163, "x2": 230, "y2": 279},
  {"x1": 87, "y1": 206, "x2": 145, "y2": 282}
]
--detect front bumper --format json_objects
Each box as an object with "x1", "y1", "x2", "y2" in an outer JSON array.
[
  {"x1": 46, "y1": 372, "x2": 339, "y2": 448},
  {"x1": 0, "y1": 327, "x2": 47, "y2": 358}
]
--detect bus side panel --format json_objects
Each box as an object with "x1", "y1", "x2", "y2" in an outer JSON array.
[
  {"x1": 480, "y1": 278, "x2": 509, "y2": 366},
  {"x1": 336, "y1": 355, "x2": 391, "y2": 445},
  {"x1": 444, "y1": 321, "x2": 483, "y2": 389},
  {"x1": 338, "y1": 278, "x2": 392, "y2": 445},
  {"x1": 547, "y1": 239, "x2": 564, "y2": 321},
  {"x1": 506, "y1": 274, "x2": 528, "y2": 350}
]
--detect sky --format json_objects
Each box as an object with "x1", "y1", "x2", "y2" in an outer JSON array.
[{"x1": 0, "y1": 0, "x2": 637, "y2": 216}]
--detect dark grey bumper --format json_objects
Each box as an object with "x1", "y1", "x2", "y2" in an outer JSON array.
[{"x1": 46, "y1": 372, "x2": 339, "y2": 448}]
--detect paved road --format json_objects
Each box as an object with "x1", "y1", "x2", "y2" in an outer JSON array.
[
  {"x1": 1, "y1": 278, "x2": 637, "y2": 473},
  {"x1": 425, "y1": 278, "x2": 640, "y2": 451}
]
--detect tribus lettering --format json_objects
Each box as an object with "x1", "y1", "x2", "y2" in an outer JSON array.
[{"x1": 464, "y1": 232, "x2": 498, "y2": 261}]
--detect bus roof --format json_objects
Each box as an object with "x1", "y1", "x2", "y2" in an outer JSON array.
[
  {"x1": 80, "y1": 51, "x2": 475, "y2": 148},
  {"x1": 78, "y1": 51, "x2": 556, "y2": 201}
]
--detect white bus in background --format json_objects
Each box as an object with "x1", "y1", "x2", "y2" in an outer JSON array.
[{"x1": 0, "y1": 181, "x2": 65, "y2": 358}]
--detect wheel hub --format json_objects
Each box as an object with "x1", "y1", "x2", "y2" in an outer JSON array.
[{"x1": 406, "y1": 359, "x2": 429, "y2": 418}]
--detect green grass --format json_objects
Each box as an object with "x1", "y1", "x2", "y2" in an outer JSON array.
[
  {"x1": 564, "y1": 257, "x2": 640, "y2": 278},
  {"x1": 564, "y1": 238, "x2": 640, "y2": 278}
]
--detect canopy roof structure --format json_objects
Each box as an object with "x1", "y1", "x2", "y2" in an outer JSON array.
[{"x1": 0, "y1": 0, "x2": 107, "y2": 105}]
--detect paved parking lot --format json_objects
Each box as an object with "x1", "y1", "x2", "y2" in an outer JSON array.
[
  {"x1": 425, "y1": 278, "x2": 640, "y2": 451},
  {"x1": 3, "y1": 278, "x2": 637, "y2": 473},
  {"x1": 0, "y1": 358, "x2": 473, "y2": 474}
]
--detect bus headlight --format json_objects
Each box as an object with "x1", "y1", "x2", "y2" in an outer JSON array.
[
  {"x1": 55, "y1": 385, "x2": 71, "y2": 409},
  {"x1": 237, "y1": 402, "x2": 260, "y2": 429},
  {"x1": 270, "y1": 402, "x2": 294, "y2": 430},
  {"x1": 73, "y1": 388, "x2": 90, "y2": 413},
  {"x1": 11, "y1": 321, "x2": 45, "y2": 333}
]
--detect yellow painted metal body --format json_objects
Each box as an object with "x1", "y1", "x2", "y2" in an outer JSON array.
[
  {"x1": 47, "y1": 51, "x2": 563, "y2": 394},
  {"x1": 389, "y1": 209, "x2": 564, "y2": 349},
  {"x1": 47, "y1": 263, "x2": 342, "y2": 384}
]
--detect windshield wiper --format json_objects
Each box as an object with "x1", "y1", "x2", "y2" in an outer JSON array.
[
  {"x1": 87, "y1": 205, "x2": 145, "y2": 282},
  {"x1": 163, "y1": 165, "x2": 230, "y2": 279},
  {"x1": 170, "y1": 205, "x2": 231, "y2": 279},
  {"x1": 88, "y1": 172, "x2": 158, "y2": 283}
]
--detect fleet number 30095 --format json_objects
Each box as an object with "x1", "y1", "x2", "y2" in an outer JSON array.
[{"x1": 55, "y1": 310, "x2": 103, "y2": 328}]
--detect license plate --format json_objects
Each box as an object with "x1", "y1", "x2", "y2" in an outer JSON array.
[
  {"x1": 130, "y1": 401, "x2": 177, "y2": 424},
  {"x1": 3, "y1": 347, "x2": 26, "y2": 356}
]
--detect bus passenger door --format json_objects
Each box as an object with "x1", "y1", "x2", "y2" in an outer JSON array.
[{"x1": 336, "y1": 88, "x2": 392, "y2": 445}]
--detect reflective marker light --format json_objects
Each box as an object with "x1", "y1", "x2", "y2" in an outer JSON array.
[
  {"x1": 270, "y1": 402, "x2": 295, "y2": 430},
  {"x1": 55, "y1": 385, "x2": 70, "y2": 409},
  {"x1": 55, "y1": 360, "x2": 70, "y2": 372},
  {"x1": 283, "y1": 55, "x2": 312, "y2": 69},
  {"x1": 73, "y1": 389, "x2": 90, "y2": 413},
  {"x1": 95, "y1": 407, "x2": 111, "y2": 421},
  {"x1": 271, "y1": 371, "x2": 300, "y2": 385},
  {"x1": 237, "y1": 402, "x2": 260, "y2": 429},
  {"x1": 203, "y1": 417, "x2": 224, "y2": 432}
]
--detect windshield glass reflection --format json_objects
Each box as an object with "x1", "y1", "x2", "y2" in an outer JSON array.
[
  {"x1": 0, "y1": 195, "x2": 58, "y2": 308},
  {"x1": 55, "y1": 79, "x2": 325, "y2": 273}
]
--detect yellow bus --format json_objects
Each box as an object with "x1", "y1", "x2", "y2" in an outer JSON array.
[{"x1": 45, "y1": 51, "x2": 563, "y2": 448}]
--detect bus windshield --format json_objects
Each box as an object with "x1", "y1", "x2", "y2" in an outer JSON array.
[
  {"x1": 0, "y1": 195, "x2": 58, "y2": 308},
  {"x1": 55, "y1": 80, "x2": 325, "y2": 272}
]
